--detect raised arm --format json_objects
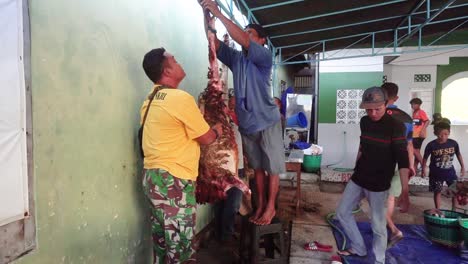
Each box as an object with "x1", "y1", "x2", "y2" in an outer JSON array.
[
  {"x1": 199, "y1": 0, "x2": 251, "y2": 49},
  {"x1": 200, "y1": 5, "x2": 221, "y2": 51}
]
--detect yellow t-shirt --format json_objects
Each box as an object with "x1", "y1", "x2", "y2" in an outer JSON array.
[{"x1": 140, "y1": 86, "x2": 210, "y2": 180}]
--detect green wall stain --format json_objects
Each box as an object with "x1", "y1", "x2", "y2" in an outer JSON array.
[
  {"x1": 20, "y1": 0, "x2": 216, "y2": 263},
  {"x1": 318, "y1": 72, "x2": 383, "y2": 123},
  {"x1": 435, "y1": 57, "x2": 468, "y2": 113}
]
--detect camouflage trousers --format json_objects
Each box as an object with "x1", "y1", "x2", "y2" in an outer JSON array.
[{"x1": 143, "y1": 169, "x2": 196, "y2": 264}]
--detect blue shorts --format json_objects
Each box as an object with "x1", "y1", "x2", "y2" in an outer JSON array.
[
  {"x1": 413, "y1": 137, "x2": 425, "y2": 149},
  {"x1": 429, "y1": 177, "x2": 456, "y2": 193}
]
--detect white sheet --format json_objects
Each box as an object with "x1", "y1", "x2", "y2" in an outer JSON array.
[{"x1": 0, "y1": 0, "x2": 29, "y2": 226}]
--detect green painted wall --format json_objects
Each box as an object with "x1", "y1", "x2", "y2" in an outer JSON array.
[
  {"x1": 19, "y1": 0, "x2": 214, "y2": 263},
  {"x1": 318, "y1": 72, "x2": 383, "y2": 123},
  {"x1": 435, "y1": 57, "x2": 468, "y2": 113}
]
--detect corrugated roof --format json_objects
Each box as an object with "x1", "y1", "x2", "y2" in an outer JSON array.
[{"x1": 236, "y1": 0, "x2": 468, "y2": 57}]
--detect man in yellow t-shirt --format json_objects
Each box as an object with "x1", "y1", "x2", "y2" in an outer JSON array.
[{"x1": 140, "y1": 48, "x2": 222, "y2": 264}]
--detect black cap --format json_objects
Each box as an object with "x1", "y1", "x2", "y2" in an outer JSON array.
[
  {"x1": 359, "y1": 86, "x2": 388, "y2": 109},
  {"x1": 142, "y1": 48, "x2": 166, "y2": 83},
  {"x1": 410, "y1": 98, "x2": 422, "y2": 105},
  {"x1": 245, "y1": 24, "x2": 268, "y2": 38}
]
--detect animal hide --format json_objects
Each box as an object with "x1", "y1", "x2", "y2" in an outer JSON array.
[{"x1": 196, "y1": 15, "x2": 249, "y2": 204}]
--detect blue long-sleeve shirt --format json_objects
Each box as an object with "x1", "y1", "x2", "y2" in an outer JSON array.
[{"x1": 217, "y1": 40, "x2": 280, "y2": 134}]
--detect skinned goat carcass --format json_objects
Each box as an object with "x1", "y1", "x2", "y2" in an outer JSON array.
[{"x1": 196, "y1": 15, "x2": 250, "y2": 204}]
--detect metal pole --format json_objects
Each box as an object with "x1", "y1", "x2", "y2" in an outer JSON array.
[
  {"x1": 313, "y1": 53, "x2": 320, "y2": 143},
  {"x1": 372, "y1": 33, "x2": 375, "y2": 55},
  {"x1": 279, "y1": 48, "x2": 282, "y2": 64},
  {"x1": 418, "y1": 29, "x2": 422, "y2": 50},
  {"x1": 408, "y1": 16, "x2": 412, "y2": 35},
  {"x1": 427, "y1": 0, "x2": 431, "y2": 19},
  {"x1": 322, "y1": 41, "x2": 326, "y2": 60}
]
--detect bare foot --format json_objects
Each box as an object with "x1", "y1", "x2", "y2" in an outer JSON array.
[
  {"x1": 253, "y1": 207, "x2": 276, "y2": 225},
  {"x1": 249, "y1": 207, "x2": 263, "y2": 223},
  {"x1": 399, "y1": 195, "x2": 409, "y2": 213}
]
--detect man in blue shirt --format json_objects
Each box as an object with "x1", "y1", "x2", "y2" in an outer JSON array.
[{"x1": 200, "y1": 0, "x2": 285, "y2": 225}]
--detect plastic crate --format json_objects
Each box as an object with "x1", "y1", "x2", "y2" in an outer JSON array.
[
  {"x1": 460, "y1": 218, "x2": 468, "y2": 245},
  {"x1": 302, "y1": 154, "x2": 321, "y2": 173},
  {"x1": 423, "y1": 209, "x2": 468, "y2": 247}
]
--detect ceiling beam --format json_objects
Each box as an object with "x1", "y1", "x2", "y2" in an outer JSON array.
[
  {"x1": 427, "y1": 19, "x2": 468, "y2": 46},
  {"x1": 274, "y1": 44, "x2": 468, "y2": 65},
  {"x1": 250, "y1": 0, "x2": 304, "y2": 11},
  {"x1": 395, "y1": 0, "x2": 427, "y2": 29},
  {"x1": 270, "y1": 14, "x2": 405, "y2": 39},
  {"x1": 396, "y1": 0, "x2": 457, "y2": 46},
  {"x1": 270, "y1": 2, "x2": 468, "y2": 40},
  {"x1": 216, "y1": 0, "x2": 243, "y2": 28},
  {"x1": 263, "y1": 0, "x2": 406, "y2": 28},
  {"x1": 282, "y1": 42, "x2": 322, "y2": 63},
  {"x1": 237, "y1": 0, "x2": 275, "y2": 48},
  {"x1": 277, "y1": 14, "x2": 468, "y2": 49}
]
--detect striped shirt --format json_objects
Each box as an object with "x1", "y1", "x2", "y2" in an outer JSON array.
[{"x1": 352, "y1": 114, "x2": 409, "y2": 191}]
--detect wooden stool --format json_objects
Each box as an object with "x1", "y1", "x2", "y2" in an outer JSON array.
[{"x1": 239, "y1": 217, "x2": 287, "y2": 264}]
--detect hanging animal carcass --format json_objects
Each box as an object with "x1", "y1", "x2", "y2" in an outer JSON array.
[{"x1": 196, "y1": 14, "x2": 249, "y2": 204}]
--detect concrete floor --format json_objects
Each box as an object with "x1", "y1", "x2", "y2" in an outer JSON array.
[{"x1": 198, "y1": 172, "x2": 457, "y2": 263}]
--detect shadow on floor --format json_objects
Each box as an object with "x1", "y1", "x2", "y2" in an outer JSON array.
[{"x1": 198, "y1": 173, "x2": 456, "y2": 263}]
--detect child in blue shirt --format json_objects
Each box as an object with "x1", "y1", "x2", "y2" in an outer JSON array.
[{"x1": 422, "y1": 121, "x2": 465, "y2": 209}]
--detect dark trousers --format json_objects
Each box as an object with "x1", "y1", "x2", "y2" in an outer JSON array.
[{"x1": 214, "y1": 186, "x2": 243, "y2": 241}]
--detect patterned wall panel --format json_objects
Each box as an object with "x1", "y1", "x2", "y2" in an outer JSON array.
[
  {"x1": 414, "y1": 74, "x2": 431, "y2": 82},
  {"x1": 336, "y1": 89, "x2": 366, "y2": 124}
]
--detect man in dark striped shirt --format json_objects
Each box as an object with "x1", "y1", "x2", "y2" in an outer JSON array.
[{"x1": 336, "y1": 87, "x2": 409, "y2": 264}]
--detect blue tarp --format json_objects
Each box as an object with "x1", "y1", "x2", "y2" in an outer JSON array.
[{"x1": 331, "y1": 220, "x2": 467, "y2": 264}]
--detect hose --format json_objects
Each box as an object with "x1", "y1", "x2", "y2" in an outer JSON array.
[
  {"x1": 325, "y1": 205, "x2": 362, "y2": 264},
  {"x1": 325, "y1": 131, "x2": 354, "y2": 172}
]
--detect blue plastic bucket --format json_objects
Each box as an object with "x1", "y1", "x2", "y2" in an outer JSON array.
[{"x1": 286, "y1": 112, "x2": 308, "y2": 128}]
